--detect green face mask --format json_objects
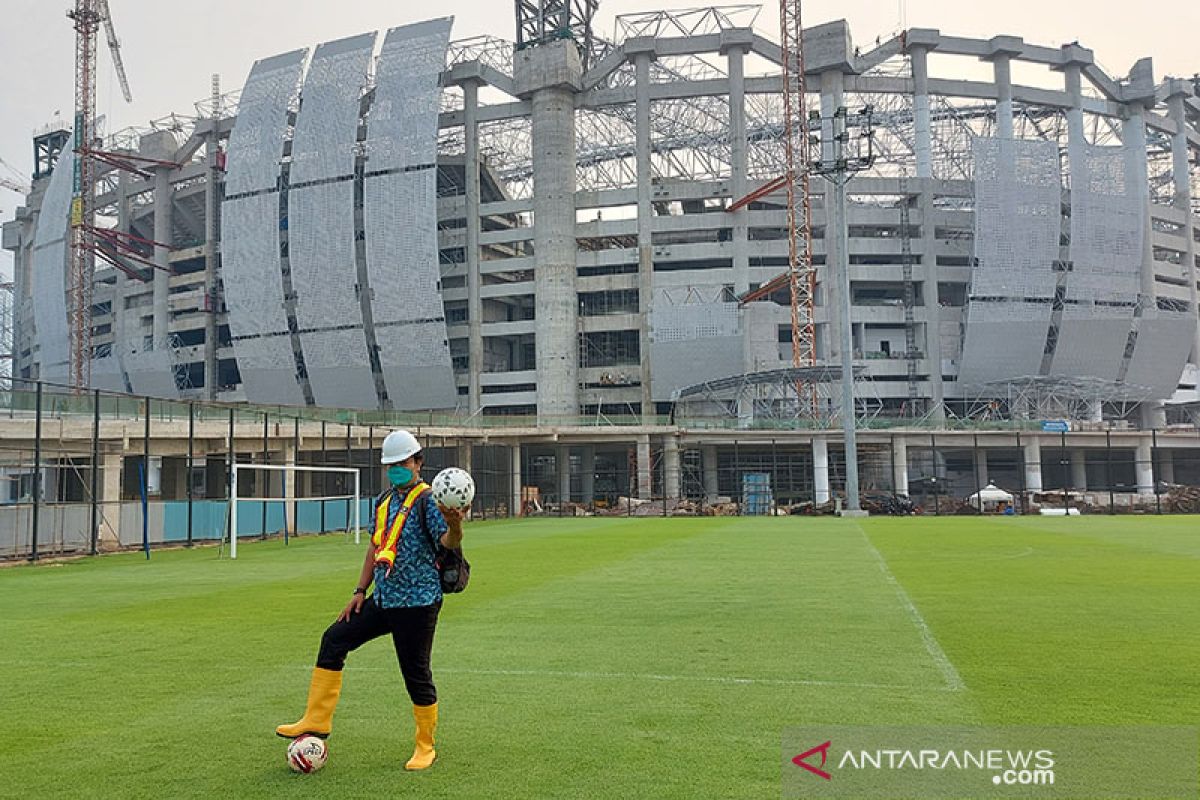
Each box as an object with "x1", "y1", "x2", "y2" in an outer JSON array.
[{"x1": 387, "y1": 465, "x2": 414, "y2": 487}]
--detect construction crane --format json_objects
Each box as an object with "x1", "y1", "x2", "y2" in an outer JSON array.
[
  {"x1": 730, "y1": 0, "x2": 816, "y2": 390},
  {"x1": 777, "y1": 0, "x2": 817, "y2": 375},
  {"x1": 66, "y1": 0, "x2": 133, "y2": 391},
  {"x1": 0, "y1": 157, "x2": 31, "y2": 196}
]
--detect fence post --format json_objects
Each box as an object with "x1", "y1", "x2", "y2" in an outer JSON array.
[
  {"x1": 320, "y1": 420, "x2": 327, "y2": 533},
  {"x1": 187, "y1": 402, "x2": 195, "y2": 547},
  {"x1": 1106, "y1": 429, "x2": 1115, "y2": 514},
  {"x1": 1016, "y1": 431, "x2": 1026, "y2": 514},
  {"x1": 261, "y1": 413, "x2": 270, "y2": 537},
  {"x1": 292, "y1": 416, "x2": 299, "y2": 544},
  {"x1": 227, "y1": 407, "x2": 235, "y2": 546},
  {"x1": 930, "y1": 432, "x2": 939, "y2": 516},
  {"x1": 1152, "y1": 428, "x2": 1161, "y2": 515},
  {"x1": 345, "y1": 423, "x2": 353, "y2": 533},
  {"x1": 1060, "y1": 429, "x2": 1069, "y2": 512},
  {"x1": 90, "y1": 388, "x2": 100, "y2": 556},
  {"x1": 143, "y1": 397, "x2": 151, "y2": 559},
  {"x1": 31, "y1": 381, "x2": 43, "y2": 561},
  {"x1": 973, "y1": 433, "x2": 983, "y2": 513}
]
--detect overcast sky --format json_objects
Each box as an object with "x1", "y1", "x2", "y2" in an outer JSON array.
[{"x1": 0, "y1": 0, "x2": 1196, "y2": 278}]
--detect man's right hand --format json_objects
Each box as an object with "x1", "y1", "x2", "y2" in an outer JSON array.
[{"x1": 337, "y1": 593, "x2": 365, "y2": 623}]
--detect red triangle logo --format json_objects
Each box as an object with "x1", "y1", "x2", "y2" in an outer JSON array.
[{"x1": 792, "y1": 740, "x2": 833, "y2": 781}]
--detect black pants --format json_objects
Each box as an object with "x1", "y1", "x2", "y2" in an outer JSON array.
[{"x1": 316, "y1": 598, "x2": 441, "y2": 706}]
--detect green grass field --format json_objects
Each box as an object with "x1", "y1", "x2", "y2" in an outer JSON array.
[{"x1": 1, "y1": 515, "x2": 1197, "y2": 799}]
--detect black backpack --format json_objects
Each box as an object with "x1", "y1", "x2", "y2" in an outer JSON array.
[{"x1": 416, "y1": 489, "x2": 470, "y2": 594}]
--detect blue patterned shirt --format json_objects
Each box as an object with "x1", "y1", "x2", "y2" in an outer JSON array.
[{"x1": 371, "y1": 487, "x2": 447, "y2": 609}]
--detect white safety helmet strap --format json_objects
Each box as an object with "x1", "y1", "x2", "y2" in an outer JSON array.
[{"x1": 380, "y1": 429, "x2": 422, "y2": 464}]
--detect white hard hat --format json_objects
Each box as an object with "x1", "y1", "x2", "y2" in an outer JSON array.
[{"x1": 380, "y1": 429, "x2": 422, "y2": 464}]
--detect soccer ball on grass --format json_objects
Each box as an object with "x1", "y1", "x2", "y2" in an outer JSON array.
[{"x1": 287, "y1": 735, "x2": 327, "y2": 773}]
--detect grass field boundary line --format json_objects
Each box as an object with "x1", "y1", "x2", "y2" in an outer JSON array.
[
  {"x1": 856, "y1": 525, "x2": 967, "y2": 693},
  {"x1": 362, "y1": 665, "x2": 960, "y2": 693},
  {"x1": 0, "y1": 660, "x2": 951, "y2": 694}
]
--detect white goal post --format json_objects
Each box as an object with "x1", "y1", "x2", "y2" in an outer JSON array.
[{"x1": 228, "y1": 463, "x2": 362, "y2": 559}]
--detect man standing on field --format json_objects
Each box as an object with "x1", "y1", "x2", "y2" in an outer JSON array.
[{"x1": 275, "y1": 429, "x2": 464, "y2": 771}]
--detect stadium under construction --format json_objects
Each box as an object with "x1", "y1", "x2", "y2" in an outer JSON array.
[{"x1": 2, "y1": 4, "x2": 1200, "y2": 550}]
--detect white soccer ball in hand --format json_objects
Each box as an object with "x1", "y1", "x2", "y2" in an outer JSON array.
[
  {"x1": 287, "y1": 735, "x2": 328, "y2": 773},
  {"x1": 432, "y1": 467, "x2": 476, "y2": 510}
]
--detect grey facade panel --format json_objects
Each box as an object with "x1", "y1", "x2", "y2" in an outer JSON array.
[
  {"x1": 89, "y1": 356, "x2": 126, "y2": 393},
  {"x1": 224, "y1": 49, "x2": 307, "y2": 196},
  {"x1": 220, "y1": 192, "x2": 305, "y2": 405},
  {"x1": 289, "y1": 181, "x2": 375, "y2": 407},
  {"x1": 970, "y1": 137, "x2": 1061, "y2": 300},
  {"x1": 1049, "y1": 312, "x2": 1131, "y2": 382},
  {"x1": 289, "y1": 33, "x2": 374, "y2": 185},
  {"x1": 651, "y1": 337, "x2": 743, "y2": 401},
  {"x1": 1068, "y1": 144, "x2": 1143, "y2": 305},
  {"x1": 957, "y1": 301, "x2": 1052, "y2": 386},
  {"x1": 125, "y1": 349, "x2": 180, "y2": 399},
  {"x1": 377, "y1": 321, "x2": 458, "y2": 409},
  {"x1": 367, "y1": 18, "x2": 452, "y2": 172},
  {"x1": 30, "y1": 157, "x2": 73, "y2": 382},
  {"x1": 360, "y1": 18, "x2": 456, "y2": 410},
  {"x1": 1125, "y1": 313, "x2": 1196, "y2": 398}
]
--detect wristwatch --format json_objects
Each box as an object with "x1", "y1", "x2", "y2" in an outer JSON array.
[{"x1": 353, "y1": 587, "x2": 367, "y2": 596}]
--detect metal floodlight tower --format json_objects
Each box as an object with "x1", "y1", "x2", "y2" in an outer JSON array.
[
  {"x1": 810, "y1": 105, "x2": 876, "y2": 513},
  {"x1": 515, "y1": 0, "x2": 599, "y2": 69}
]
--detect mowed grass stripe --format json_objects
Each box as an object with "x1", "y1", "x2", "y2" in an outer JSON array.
[{"x1": 862, "y1": 515, "x2": 1200, "y2": 725}]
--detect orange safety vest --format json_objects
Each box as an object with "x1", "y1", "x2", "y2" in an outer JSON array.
[{"x1": 371, "y1": 482, "x2": 429, "y2": 571}]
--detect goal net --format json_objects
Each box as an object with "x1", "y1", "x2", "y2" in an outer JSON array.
[{"x1": 224, "y1": 463, "x2": 363, "y2": 559}]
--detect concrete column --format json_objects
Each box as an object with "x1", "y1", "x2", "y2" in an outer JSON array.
[
  {"x1": 918, "y1": 184, "x2": 945, "y2": 420},
  {"x1": 457, "y1": 441, "x2": 474, "y2": 474},
  {"x1": 516, "y1": 42, "x2": 581, "y2": 421},
  {"x1": 464, "y1": 79, "x2": 485, "y2": 413},
  {"x1": 974, "y1": 447, "x2": 989, "y2": 487},
  {"x1": 813, "y1": 437, "x2": 830, "y2": 503},
  {"x1": 556, "y1": 444, "x2": 571, "y2": 504},
  {"x1": 701, "y1": 445, "x2": 719, "y2": 503},
  {"x1": 636, "y1": 434, "x2": 652, "y2": 499},
  {"x1": 820, "y1": 69, "x2": 845, "y2": 361},
  {"x1": 99, "y1": 451, "x2": 122, "y2": 550},
  {"x1": 203, "y1": 128, "x2": 220, "y2": 399},
  {"x1": 1070, "y1": 449, "x2": 1088, "y2": 491},
  {"x1": 113, "y1": 170, "x2": 130, "y2": 364},
  {"x1": 632, "y1": 47, "x2": 656, "y2": 418},
  {"x1": 580, "y1": 446, "x2": 596, "y2": 504},
  {"x1": 1158, "y1": 449, "x2": 1176, "y2": 486},
  {"x1": 1023, "y1": 436, "x2": 1043, "y2": 493},
  {"x1": 991, "y1": 52, "x2": 1015, "y2": 139},
  {"x1": 726, "y1": 42, "x2": 750, "y2": 296},
  {"x1": 1167, "y1": 86, "x2": 1200, "y2": 363},
  {"x1": 282, "y1": 443, "x2": 297, "y2": 534},
  {"x1": 1122, "y1": 106, "x2": 1157, "y2": 304},
  {"x1": 1134, "y1": 439, "x2": 1154, "y2": 495},
  {"x1": 892, "y1": 436, "x2": 909, "y2": 496},
  {"x1": 663, "y1": 435, "x2": 681, "y2": 500},
  {"x1": 910, "y1": 45, "x2": 933, "y2": 179},
  {"x1": 1063, "y1": 61, "x2": 1087, "y2": 195},
  {"x1": 152, "y1": 167, "x2": 171, "y2": 346},
  {"x1": 510, "y1": 443, "x2": 522, "y2": 516}
]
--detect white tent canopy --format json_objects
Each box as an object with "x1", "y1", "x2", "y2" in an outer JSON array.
[{"x1": 968, "y1": 483, "x2": 1014, "y2": 504}]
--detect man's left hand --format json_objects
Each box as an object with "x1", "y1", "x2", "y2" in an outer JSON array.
[{"x1": 439, "y1": 505, "x2": 465, "y2": 525}]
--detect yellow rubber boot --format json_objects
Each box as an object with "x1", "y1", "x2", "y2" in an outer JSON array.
[
  {"x1": 275, "y1": 667, "x2": 343, "y2": 739},
  {"x1": 404, "y1": 703, "x2": 438, "y2": 770}
]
